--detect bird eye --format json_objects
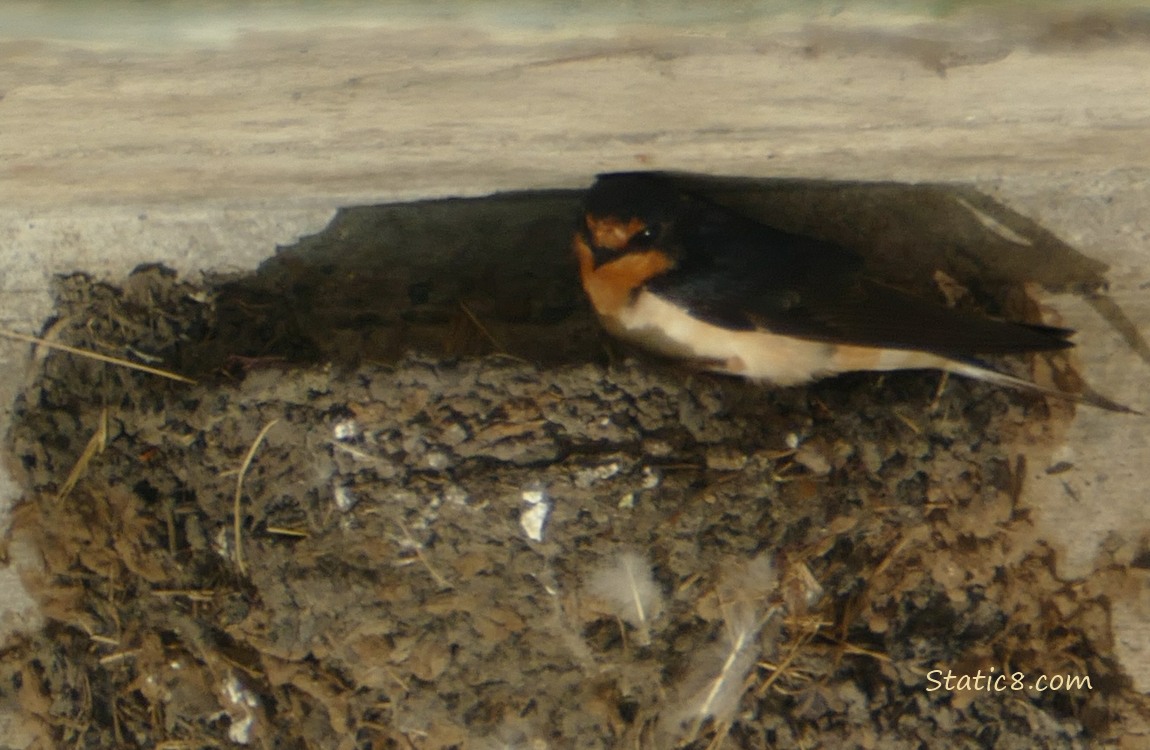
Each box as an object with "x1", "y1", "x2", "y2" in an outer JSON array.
[{"x1": 628, "y1": 226, "x2": 657, "y2": 249}]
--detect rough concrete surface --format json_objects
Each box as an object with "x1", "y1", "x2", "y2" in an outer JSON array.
[{"x1": 2, "y1": 3, "x2": 1150, "y2": 746}]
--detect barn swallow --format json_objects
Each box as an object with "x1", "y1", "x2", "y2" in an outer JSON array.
[{"x1": 574, "y1": 172, "x2": 1131, "y2": 411}]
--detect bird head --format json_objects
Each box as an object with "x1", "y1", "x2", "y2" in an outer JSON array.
[{"x1": 577, "y1": 173, "x2": 683, "y2": 269}]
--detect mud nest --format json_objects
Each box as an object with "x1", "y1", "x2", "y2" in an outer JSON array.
[{"x1": 3, "y1": 264, "x2": 1146, "y2": 749}]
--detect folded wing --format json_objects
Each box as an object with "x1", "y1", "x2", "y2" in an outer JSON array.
[{"x1": 646, "y1": 196, "x2": 1073, "y2": 360}]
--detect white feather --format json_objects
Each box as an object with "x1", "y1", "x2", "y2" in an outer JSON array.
[
  {"x1": 587, "y1": 551, "x2": 664, "y2": 646},
  {"x1": 659, "y1": 555, "x2": 780, "y2": 745}
]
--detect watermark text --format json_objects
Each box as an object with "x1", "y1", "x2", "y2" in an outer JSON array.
[{"x1": 926, "y1": 668, "x2": 1092, "y2": 693}]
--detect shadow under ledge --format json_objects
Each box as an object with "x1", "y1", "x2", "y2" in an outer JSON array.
[{"x1": 170, "y1": 175, "x2": 1141, "y2": 386}]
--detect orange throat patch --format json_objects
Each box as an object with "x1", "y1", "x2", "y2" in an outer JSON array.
[{"x1": 573, "y1": 232, "x2": 675, "y2": 318}]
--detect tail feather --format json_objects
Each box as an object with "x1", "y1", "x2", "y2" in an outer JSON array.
[{"x1": 944, "y1": 360, "x2": 1141, "y2": 415}]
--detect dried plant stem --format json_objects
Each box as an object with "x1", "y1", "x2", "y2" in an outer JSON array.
[
  {"x1": 457, "y1": 301, "x2": 506, "y2": 354},
  {"x1": 395, "y1": 518, "x2": 452, "y2": 590},
  {"x1": 233, "y1": 420, "x2": 279, "y2": 575},
  {"x1": 930, "y1": 371, "x2": 951, "y2": 411},
  {"x1": 265, "y1": 526, "x2": 309, "y2": 538},
  {"x1": 151, "y1": 589, "x2": 217, "y2": 602},
  {"x1": 97, "y1": 649, "x2": 142, "y2": 666},
  {"x1": 0, "y1": 329, "x2": 197, "y2": 384},
  {"x1": 57, "y1": 407, "x2": 108, "y2": 502},
  {"x1": 755, "y1": 618, "x2": 815, "y2": 698}
]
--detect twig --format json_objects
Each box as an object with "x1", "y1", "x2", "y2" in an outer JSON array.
[
  {"x1": 0, "y1": 329, "x2": 196, "y2": 384},
  {"x1": 265, "y1": 526, "x2": 309, "y2": 538},
  {"x1": 151, "y1": 589, "x2": 217, "y2": 602},
  {"x1": 98, "y1": 649, "x2": 141, "y2": 666},
  {"x1": 233, "y1": 420, "x2": 279, "y2": 575},
  {"x1": 929, "y1": 371, "x2": 950, "y2": 412},
  {"x1": 395, "y1": 518, "x2": 452, "y2": 590},
  {"x1": 893, "y1": 411, "x2": 922, "y2": 435},
  {"x1": 755, "y1": 621, "x2": 817, "y2": 698},
  {"x1": 457, "y1": 301, "x2": 506, "y2": 354},
  {"x1": 834, "y1": 641, "x2": 893, "y2": 662},
  {"x1": 57, "y1": 407, "x2": 108, "y2": 502},
  {"x1": 89, "y1": 634, "x2": 120, "y2": 647}
]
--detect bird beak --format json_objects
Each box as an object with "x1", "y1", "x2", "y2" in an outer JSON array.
[{"x1": 589, "y1": 243, "x2": 618, "y2": 269}]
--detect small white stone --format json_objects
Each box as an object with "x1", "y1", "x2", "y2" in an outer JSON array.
[
  {"x1": 520, "y1": 488, "x2": 550, "y2": 541},
  {"x1": 574, "y1": 462, "x2": 622, "y2": 488},
  {"x1": 332, "y1": 419, "x2": 360, "y2": 441},
  {"x1": 442, "y1": 485, "x2": 469, "y2": 506},
  {"x1": 223, "y1": 673, "x2": 259, "y2": 744},
  {"x1": 212, "y1": 527, "x2": 231, "y2": 558},
  {"x1": 640, "y1": 466, "x2": 661, "y2": 489},
  {"x1": 520, "y1": 500, "x2": 550, "y2": 542},
  {"x1": 333, "y1": 484, "x2": 357, "y2": 512}
]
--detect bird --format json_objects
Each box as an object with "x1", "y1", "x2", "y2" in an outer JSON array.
[{"x1": 572, "y1": 171, "x2": 1131, "y2": 411}]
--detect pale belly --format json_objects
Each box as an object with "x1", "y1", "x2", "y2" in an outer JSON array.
[{"x1": 605, "y1": 290, "x2": 952, "y2": 386}]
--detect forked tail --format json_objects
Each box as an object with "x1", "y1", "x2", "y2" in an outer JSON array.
[{"x1": 945, "y1": 360, "x2": 1141, "y2": 415}]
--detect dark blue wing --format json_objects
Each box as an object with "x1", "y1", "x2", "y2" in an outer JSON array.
[{"x1": 637, "y1": 179, "x2": 1073, "y2": 358}]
